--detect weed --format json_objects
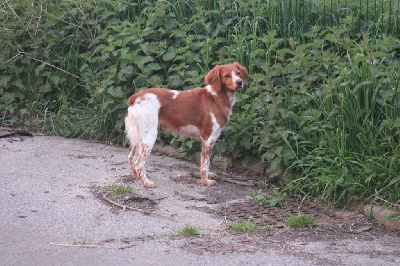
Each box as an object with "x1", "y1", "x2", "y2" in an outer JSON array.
[
  {"x1": 285, "y1": 215, "x2": 317, "y2": 228},
  {"x1": 250, "y1": 187, "x2": 287, "y2": 207},
  {"x1": 227, "y1": 219, "x2": 273, "y2": 234},
  {"x1": 257, "y1": 180, "x2": 268, "y2": 189},
  {"x1": 105, "y1": 184, "x2": 133, "y2": 197},
  {"x1": 175, "y1": 224, "x2": 200, "y2": 236}
]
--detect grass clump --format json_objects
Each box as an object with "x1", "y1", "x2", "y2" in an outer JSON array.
[
  {"x1": 228, "y1": 219, "x2": 273, "y2": 234},
  {"x1": 105, "y1": 184, "x2": 133, "y2": 197},
  {"x1": 285, "y1": 215, "x2": 317, "y2": 228},
  {"x1": 175, "y1": 224, "x2": 200, "y2": 236}
]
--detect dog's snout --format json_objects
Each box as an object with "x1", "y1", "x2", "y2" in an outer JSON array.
[{"x1": 236, "y1": 80, "x2": 243, "y2": 87}]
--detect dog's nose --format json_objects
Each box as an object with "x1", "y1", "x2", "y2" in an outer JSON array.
[{"x1": 236, "y1": 80, "x2": 243, "y2": 87}]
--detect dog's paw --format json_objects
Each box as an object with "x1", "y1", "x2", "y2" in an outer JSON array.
[
  {"x1": 143, "y1": 180, "x2": 157, "y2": 188},
  {"x1": 201, "y1": 179, "x2": 216, "y2": 186},
  {"x1": 130, "y1": 169, "x2": 140, "y2": 180},
  {"x1": 208, "y1": 172, "x2": 218, "y2": 180}
]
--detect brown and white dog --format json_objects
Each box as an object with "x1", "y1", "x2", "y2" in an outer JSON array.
[{"x1": 125, "y1": 62, "x2": 248, "y2": 188}]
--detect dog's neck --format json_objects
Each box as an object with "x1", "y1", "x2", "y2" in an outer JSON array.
[{"x1": 207, "y1": 85, "x2": 237, "y2": 119}]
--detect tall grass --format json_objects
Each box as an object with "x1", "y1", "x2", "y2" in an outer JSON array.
[
  {"x1": 280, "y1": 33, "x2": 400, "y2": 204},
  {"x1": 162, "y1": 0, "x2": 400, "y2": 38}
]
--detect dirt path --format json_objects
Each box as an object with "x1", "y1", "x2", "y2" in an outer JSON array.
[{"x1": 0, "y1": 131, "x2": 399, "y2": 265}]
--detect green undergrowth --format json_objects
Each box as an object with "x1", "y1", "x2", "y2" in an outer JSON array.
[
  {"x1": 1, "y1": 0, "x2": 399, "y2": 207},
  {"x1": 250, "y1": 186, "x2": 287, "y2": 207},
  {"x1": 227, "y1": 219, "x2": 273, "y2": 234},
  {"x1": 286, "y1": 214, "x2": 317, "y2": 228}
]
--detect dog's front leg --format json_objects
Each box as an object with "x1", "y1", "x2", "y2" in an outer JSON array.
[{"x1": 200, "y1": 140, "x2": 217, "y2": 186}]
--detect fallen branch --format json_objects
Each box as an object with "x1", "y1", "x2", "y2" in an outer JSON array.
[
  {"x1": 119, "y1": 243, "x2": 137, "y2": 250},
  {"x1": 224, "y1": 178, "x2": 257, "y2": 186},
  {"x1": 51, "y1": 243, "x2": 99, "y2": 248},
  {"x1": 102, "y1": 192, "x2": 176, "y2": 221}
]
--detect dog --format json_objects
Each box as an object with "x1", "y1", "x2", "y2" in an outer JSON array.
[{"x1": 125, "y1": 62, "x2": 248, "y2": 188}]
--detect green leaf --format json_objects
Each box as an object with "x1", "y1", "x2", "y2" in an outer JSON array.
[
  {"x1": 107, "y1": 86, "x2": 123, "y2": 97},
  {"x1": 50, "y1": 75, "x2": 60, "y2": 85},
  {"x1": 262, "y1": 152, "x2": 276, "y2": 161},
  {"x1": 0, "y1": 75, "x2": 11, "y2": 86},
  {"x1": 35, "y1": 63, "x2": 46, "y2": 76},
  {"x1": 240, "y1": 137, "x2": 252, "y2": 149},
  {"x1": 134, "y1": 55, "x2": 154, "y2": 69},
  {"x1": 2, "y1": 92, "x2": 16, "y2": 103},
  {"x1": 270, "y1": 156, "x2": 282, "y2": 172},
  {"x1": 163, "y1": 48, "x2": 177, "y2": 61},
  {"x1": 353, "y1": 81, "x2": 373, "y2": 92},
  {"x1": 168, "y1": 75, "x2": 183, "y2": 88},
  {"x1": 145, "y1": 63, "x2": 161, "y2": 73}
]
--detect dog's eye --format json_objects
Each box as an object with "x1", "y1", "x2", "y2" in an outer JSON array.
[
  {"x1": 237, "y1": 72, "x2": 240, "y2": 76},
  {"x1": 224, "y1": 74, "x2": 230, "y2": 78}
]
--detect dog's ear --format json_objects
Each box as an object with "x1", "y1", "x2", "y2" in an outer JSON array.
[
  {"x1": 205, "y1": 65, "x2": 221, "y2": 92},
  {"x1": 233, "y1": 62, "x2": 248, "y2": 80}
]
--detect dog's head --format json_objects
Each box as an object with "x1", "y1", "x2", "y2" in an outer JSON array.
[{"x1": 205, "y1": 62, "x2": 248, "y2": 93}]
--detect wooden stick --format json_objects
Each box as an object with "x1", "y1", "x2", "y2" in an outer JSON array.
[
  {"x1": 51, "y1": 243, "x2": 98, "y2": 248},
  {"x1": 102, "y1": 193, "x2": 176, "y2": 221}
]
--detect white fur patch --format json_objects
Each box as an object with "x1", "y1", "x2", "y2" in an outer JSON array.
[
  {"x1": 227, "y1": 91, "x2": 236, "y2": 107},
  {"x1": 179, "y1": 125, "x2": 201, "y2": 138},
  {"x1": 232, "y1": 70, "x2": 241, "y2": 84},
  {"x1": 206, "y1": 85, "x2": 217, "y2": 96},
  {"x1": 205, "y1": 113, "x2": 222, "y2": 145},
  {"x1": 171, "y1": 90, "x2": 180, "y2": 99}
]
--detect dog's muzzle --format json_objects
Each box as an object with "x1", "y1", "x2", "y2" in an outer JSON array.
[{"x1": 236, "y1": 79, "x2": 243, "y2": 90}]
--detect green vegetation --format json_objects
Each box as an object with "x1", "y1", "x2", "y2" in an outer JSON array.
[
  {"x1": 175, "y1": 224, "x2": 200, "y2": 236},
  {"x1": 105, "y1": 184, "x2": 133, "y2": 197},
  {"x1": 250, "y1": 187, "x2": 287, "y2": 207},
  {"x1": 227, "y1": 219, "x2": 273, "y2": 234},
  {"x1": 1, "y1": 0, "x2": 399, "y2": 207},
  {"x1": 285, "y1": 214, "x2": 317, "y2": 228}
]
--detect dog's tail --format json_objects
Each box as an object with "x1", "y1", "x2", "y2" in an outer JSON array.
[{"x1": 125, "y1": 106, "x2": 139, "y2": 150}]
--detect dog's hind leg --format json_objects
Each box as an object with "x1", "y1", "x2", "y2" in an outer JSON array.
[
  {"x1": 125, "y1": 110, "x2": 139, "y2": 179},
  {"x1": 134, "y1": 118, "x2": 158, "y2": 188},
  {"x1": 128, "y1": 147, "x2": 138, "y2": 179},
  {"x1": 135, "y1": 139, "x2": 157, "y2": 188},
  {"x1": 129, "y1": 93, "x2": 160, "y2": 188}
]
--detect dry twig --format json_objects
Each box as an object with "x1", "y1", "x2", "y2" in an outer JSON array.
[
  {"x1": 102, "y1": 192, "x2": 176, "y2": 221},
  {"x1": 51, "y1": 243, "x2": 99, "y2": 248},
  {"x1": 5, "y1": 50, "x2": 84, "y2": 81}
]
